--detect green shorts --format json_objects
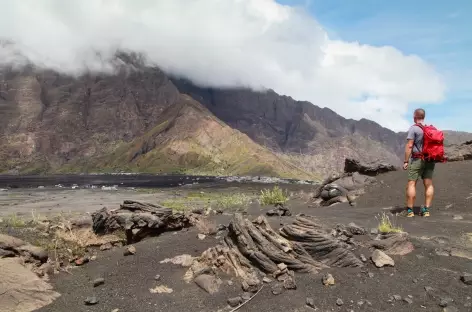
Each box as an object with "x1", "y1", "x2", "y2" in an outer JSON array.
[{"x1": 408, "y1": 158, "x2": 435, "y2": 181}]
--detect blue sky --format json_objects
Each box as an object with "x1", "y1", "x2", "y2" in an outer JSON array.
[{"x1": 277, "y1": 0, "x2": 472, "y2": 131}]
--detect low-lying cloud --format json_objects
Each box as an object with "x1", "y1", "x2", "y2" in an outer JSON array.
[{"x1": 0, "y1": 0, "x2": 445, "y2": 131}]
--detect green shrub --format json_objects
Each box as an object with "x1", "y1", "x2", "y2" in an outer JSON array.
[
  {"x1": 259, "y1": 185, "x2": 289, "y2": 206},
  {"x1": 377, "y1": 212, "x2": 403, "y2": 233}
]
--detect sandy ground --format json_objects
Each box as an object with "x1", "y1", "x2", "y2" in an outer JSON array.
[
  {"x1": 0, "y1": 188, "x2": 173, "y2": 217},
  {"x1": 2, "y1": 161, "x2": 472, "y2": 312}
]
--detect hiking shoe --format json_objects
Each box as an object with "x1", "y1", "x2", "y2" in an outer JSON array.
[
  {"x1": 421, "y1": 207, "x2": 430, "y2": 217},
  {"x1": 406, "y1": 208, "x2": 414, "y2": 217}
]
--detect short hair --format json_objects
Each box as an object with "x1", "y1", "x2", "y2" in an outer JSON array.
[{"x1": 414, "y1": 108, "x2": 425, "y2": 119}]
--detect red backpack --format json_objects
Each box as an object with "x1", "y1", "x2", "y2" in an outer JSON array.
[{"x1": 413, "y1": 123, "x2": 446, "y2": 162}]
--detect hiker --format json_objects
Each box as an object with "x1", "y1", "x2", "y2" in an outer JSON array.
[{"x1": 403, "y1": 108, "x2": 445, "y2": 217}]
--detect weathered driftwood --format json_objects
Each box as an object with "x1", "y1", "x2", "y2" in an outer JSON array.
[
  {"x1": 279, "y1": 216, "x2": 364, "y2": 268},
  {"x1": 91, "y1": 200, "x2": 191, "y2": 243},
  {"x1": 184, "y1": 213, "x2": 374, "y2": 293}
]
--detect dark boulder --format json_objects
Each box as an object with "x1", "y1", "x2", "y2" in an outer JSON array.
[
  {"x1": 91, "y1": 200, "x2": 192, "y2": 243},
  {"x1": 445, "y1": 142, "x2": 472, "y2": 162},
  {"x1": 344, "y1": 158, "x2": 397, "y2": 176}
]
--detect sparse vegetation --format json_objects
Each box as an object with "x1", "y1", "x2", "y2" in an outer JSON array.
[
  {"x1": 376, "y1": 212, "x2": 403, "y2": 233},
  {"x1": 259, "y1": 185, "x2": 289, "y2": 206},
  {"x1": 1, "y1": 213, "x2": 26, "y2": 228},
  {"x1": 162, "y1": 192, "x2": 253, "y2": 213},
  {"x1": 215, "y1": 193, "x2": 252, "y2": 211}
]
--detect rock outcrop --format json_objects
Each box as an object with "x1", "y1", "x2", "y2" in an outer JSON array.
[
  {"x1": 445, "y1": 141, "x2": 472, "y2": 162},
  {"x1": 91, "y1": 200, "x2": 193, "y2": 243},
  {"x1": 0, "y1": 234, "x2": 48, "y2": 263},
  {"x1": 312, "y1": 158, "x2": 396, "y2": 206},
  {"x1": 181, "y1": 213, "x2": 412, "y2": 293},
  {"x1": 0, "y1": 258, "x2": 61, "y2": 312},
  {"x1": 343, "y1": 158, "x2": 397, "y2": 176}
]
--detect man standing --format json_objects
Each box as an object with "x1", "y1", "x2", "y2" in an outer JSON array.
[{"x1": 403, "y1": 108, "x2": 435, "y2": 217}]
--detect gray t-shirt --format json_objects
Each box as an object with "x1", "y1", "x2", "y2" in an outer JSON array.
[{"x1": 406, "y1": 124, "x2": 423, "y2": 155}]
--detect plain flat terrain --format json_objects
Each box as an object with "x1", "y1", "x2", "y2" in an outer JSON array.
[{"x1": 3, "y1": 161, "x2": 472, "y2": 312}]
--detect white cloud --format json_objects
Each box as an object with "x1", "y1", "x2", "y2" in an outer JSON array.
[{"x1": 0, "y1": 0, "x2": 445, "y2": 131}]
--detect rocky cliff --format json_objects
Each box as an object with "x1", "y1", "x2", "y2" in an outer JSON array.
[{"x1": 1, "y1": 54, "x2": 470, "y2": 178}]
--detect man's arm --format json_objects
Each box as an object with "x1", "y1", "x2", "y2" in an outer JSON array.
[
  {"x1": 404, "y1": 126, "x2": 416, "y2": 168},
  {"x1": 404, "y1": 139, "x2": 414, "y2": 163}
]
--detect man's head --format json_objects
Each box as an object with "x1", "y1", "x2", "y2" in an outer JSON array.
[{"x1": 413, "y1": 108, "x2": 425, "y2": 123}]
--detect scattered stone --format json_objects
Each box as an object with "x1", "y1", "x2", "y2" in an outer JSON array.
[
  {"x1": 368, "y1": 272, "x2": 374, "y2": 278},
  {"x1": 357, "y1": 300, "x2": 365, "y2": 306},
  {"x1": 283, "y1": 275, "x2": 297, "y2": 290},
  {"x1": 90, "y1": 255, "x2": 97, "y2": 261},
  {"x1": 154, "y1": 274, "x2": 161, "y2": 281},
  {"x1": 191, "y1": 208, "x2": 205, "y2": 215},
  {"x1": 416, "y1": 254, "x2": 425, "y2": 260},
  {"x1": 194, "y1": 274, "x2": 221, "y2": 294},
  {"x1": 413, "y1": 278, "x2": 418, "y2": 283},
  {"x1": 306, "y1": 297, "x2": 316, "y2": 309},
  {"x1": 277, "y1": 263, "x2": 288, "y2": 271},
  {"x1": 160, "y1": 254, "x2": 194, "y2": 267},
  {"x1": 404, "y1": 297, "x2": 413, "y2": 304},
  {"x1": 263, "y1": 277, "x2": 272, "y2": 283},
  {"x1": 453, "y1": 215, "x2": 463, "y2": 220},
  {"x1": 464, "y1": 302, "x2": 472, "y2": 308},
  {"x1": 365, "y1": 300, "x2": 372, "y2": 306},
  {"x1": 393, "y1": 295, "x2": 402, "y2": 301},
  {"x1": 439, "y1": 297, "x2": 453, "y2": 307},
  {"x1": 371, "y1": 249, "x2": 395, "y2": 267},
  {"x1": 424, "y1": 286, "x2": 434, "y2": 292},
  {"x1": 266, "y1": 203, "x2": 292, "y2": 217},
  {"x1": 84, "y1": 296, "x2": 99, "y2": 305},
  {"x1": 75, "y1": 257, "x2": 89, "y2": 266},
  {"x1": 460, "y1": 273, "x2": 472, "y2": 285},
  {"x1": 443, "y1": 307, "x2": 459, "y2": 312},
  {"x1": 445, "y1": 204, "x2": 453, "y2": 209},
  {"x1": 241, "y1": 278, "x2": 260, "y2": 293},
  {"x1": 227, "y1": 280, "x2": 233, "y2": 286},
  {"x1": 322, "y1": 273, "x2": 335, "y2": 286},
  {"x1": 93, "y1": 277, "x2": 105, "y2": 287},
  {"x1": 271, "y1": 283, "x2": 284, "y2": 295},
  {"x1": 100, "y1": 243, "x2": 112, "y2": 251},
  {"x1": 370, "y1": 228, "x2": 379, "y2": 235},
  {"x1": 149, "y1": 285, "x2": 173, "y2": 294},
  {"x1": 124, "y1": 245, "x2": 136, "y2": 256},
  {"x1": 241, "y1": 292, "x2": 251, "y2": 300},
  {"x1": 435, "y1": 249, "x2": 451, "y2": 257},
  {"x1": 227, "y1": 297, "x2": 242, "y2": 307},
  {"x1": 360, "y1": 254, "x2": 367, "y2": 262},
  {"x1": 197, "y1": 234, "x2": 206, "y2": 240},
  {"x1": 336, "y1": 298, "x2": 344, "y2": 306}
]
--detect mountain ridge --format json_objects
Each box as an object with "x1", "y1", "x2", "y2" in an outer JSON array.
[{"x1": 1, "y1": 53, "x2": 471, "y2": 178}]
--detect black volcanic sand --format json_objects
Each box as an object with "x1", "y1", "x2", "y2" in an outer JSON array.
[{"x1": 35, "y1": 161, "x2": 472, "y2": 312}]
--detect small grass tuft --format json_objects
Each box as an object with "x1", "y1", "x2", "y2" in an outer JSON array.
[
  {"x1": 215, "y1": 193, "x2": 252, "y2": 211},
  {"x1": 259, "y1": 185, "x2": 289, "y2": 206},
  {"x1": 1, "y1": 213, "x2": 26, "y2": 228},
  {"x1": 376, "y1": 212, "x2": 403, "y2": 233}
]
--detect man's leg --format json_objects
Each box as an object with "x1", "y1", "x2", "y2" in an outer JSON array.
[
  {"x1": 406, "y1": 159, "x2": 422, "y2": 217},
  {"x1": 421, "y1": 161, "x2": 435, "y2": 217}
]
